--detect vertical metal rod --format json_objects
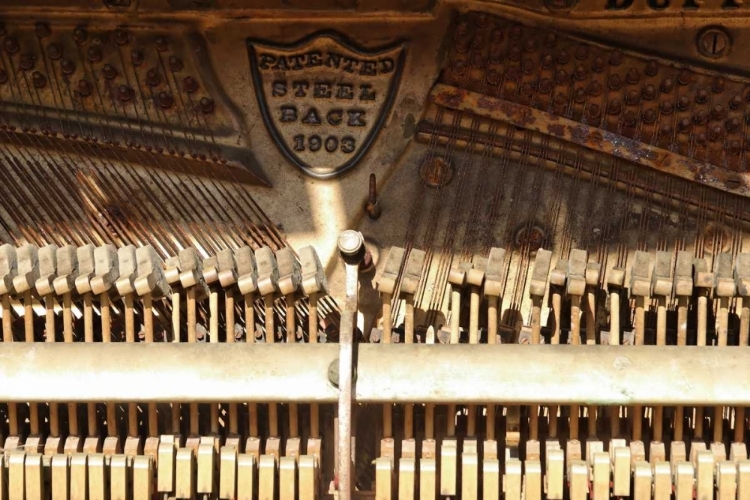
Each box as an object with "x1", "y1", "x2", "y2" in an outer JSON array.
[{"x1": 309, "y1": 292, "x2": 320, "y2": 439}]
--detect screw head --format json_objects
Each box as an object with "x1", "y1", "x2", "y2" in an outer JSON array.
[
  {"x1": 73, "y1": 26, "x2": 88, "y2": 44},
  {"x1": 698, "y1": 26, "x2": 730, "y2": 59},
  {"x1": 34, "y1": 22, "x2": 51, "y2": 39},
  {"x1": 130, "y1": 49, "x2": 144, "y2": 67},
  {"x1": 337, "y1": 230, "x2": 364, "y2": 257},
  {"x1": 169, "y1": 56, "x2": 183, "y2": 72},
  {"x1": 183, "y1": 76, "x2": 199, "y2": 93},
  {"x1": 47, "y1": 43, "x2": 62, "y2": 60},
  {"x1": 60, "y1": 59, "x2": 75, "y2": 75},
  {"x1": 199, "y1": 97, "x2": 215, "y2": 114}
]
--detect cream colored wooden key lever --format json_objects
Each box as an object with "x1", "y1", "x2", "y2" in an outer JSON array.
[
  {"x1": 672, "y1": 251, "x2": 694, "y2": 446},
  {"x1": 650, "y1": 251, "x2": 673, "y2": 447},
  {"x1": 735, "y1": 253, "x2": 750, "y2": 445},
  {"x1": 376, "y1": 247, "x2": 404, "y2": 345},
  {"x1": 629, "y1": 250, "x2": 652, "y2": 443}
]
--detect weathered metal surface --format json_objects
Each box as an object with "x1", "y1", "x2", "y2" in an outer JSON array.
[
  {"x1": 1, "y1": 343, "x2": 750, "y2": 406},
  {"x1": 430, "y1": 82, "x2": 750, "y2": 196}
]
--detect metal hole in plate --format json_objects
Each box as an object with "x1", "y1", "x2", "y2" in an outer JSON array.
[{"x1": 419, "y1": 156, "x2": 454, "y2": 188}]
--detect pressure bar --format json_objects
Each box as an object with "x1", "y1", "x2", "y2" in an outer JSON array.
[{"x1": 0, "y1": 343, "x2": 746, "y2": 405}]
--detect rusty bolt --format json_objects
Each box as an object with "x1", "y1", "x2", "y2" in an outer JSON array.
[
  {"x1": 592, "y1": 56, "x2": 605, "y2": 72},
  {"x1": 694, "y1": 109, "x2": 709, "y2": 124},
  {"x1": 35, "y1": 22, "x2": 51, "y2": 38},
  {"x1": 642, "y1": 109, "x2": 657, "y2": 124},
  {"x1": 538, "y1": 78, "x2": 552, "y2": 94},
  {"x1": 509, "y1": 25, "x2": 523, "y2": 40},
  {"x1": 508, "y1": 44, "x2": 521, "y2": 61},
  {"x1": 660, "y1": 78, "x2": 674, "y2": 94},
  {"x1": 574, "y1": 64, "x2": 587, "y2": 81},
  {"x1": 155, "y1": 36, "x2": 168, "y2": 52},
  {"x1": 659, "y1": 124, "x2": 672, "y2": 137},
  {"x1": 102, "y1": 64, "x2": 118, "y2": 80},
  {"x1": 31, "y1": 71, "x2": 46, "y2": 89},
  {"x1": 524, "y1": 39, "x2": 537, "y2": 53},
  {"x1": 420, "y1": 156, "x2": 454, "y2": 187},
  {"x1": 695, "y1": 89, "x2": 708, "y2": 104},
  {"x1": 365, "y1": 173, "x2": 381, "y2": 220},
  {"x1": 677, "y1": 95, "x2": 690, "y2": 111},
  {"x1": 645, "y1": 60, "x2": 659, "y2": 77},
  {"x1": 553, "y1": 93, "x2": 568, "y2": 109},
  {"x1": 505, "y1": 66, "x2": 519, "y2": 81},
  {"x1": 490, "y1": 28, "x2": 503, "y2": 44},
  {"x1": 678, "y1": 117, "x2": 692, "y2": 132},
  {"x1": 199, "y1": 96, "x2": 215, "y2": 114},
  {"x1": 489, "y1": 47, "x2": 503, "y2": 64},
  {"x1": 708, "y1": 125, "x2": 724, "y2": 141},
  {"x1": 541, "y1": 53, "x2": 554, "y2": 69},
  {"x1": 587, "y1": 80, "x2": 602, "y2": 97},
  {"x1": 556, "y1": 50, "x2": 569, "y2": 65},
  {"x1": 130, "y1": 49, "x2": 144, "y2": 67},
  {"x1": 47, "y1": 43, "x2": 62, "y2": 60},
  {"x1": 677, "y1": 69, "x2": 692, "y2": 85},
  {"x1": 117, "y1": 84, "x2": 131, "y2": 102},
  {"x1": 475, "y1": 13, "x2": 488, "y2": 27},
  {"x1": 456, "y1": 18, "x2": 470, "y2": 36},
  {"x1": 573, "y1": 87, "x2": 586, "y2": 103},
  {"x1": 608, "y1": 73, "x2": 622, "y2": 90},
  {"x1": 157, "y1": 91, "x2": 173, "y2": 109},
  {"x1": 471, "y1": 35, "x2": 484, "y2": 50},
  {"x1": 19, "y1": 53, "x2": 36, "y2": 71},
  {"x1": 626, "y1": 68, "x2": 640, "y2": 84},
  {"x1": 514, "y1": 224, "x2": 545, "y2": 251},
  {"x1": 623, "y1": 110, "x2": 637, "y2": 127},
  {"x1": 77, "y1": 79, "x2": 91, "y2": 97},
  {"x1": 554, "y1": 69, "x2": 568, "y2": 85},
  {"x1": 0, "y1": 69, "x2": 7, "y2": 84},
  {"x1": 625, "y1": 89, "x2": 639, "y2": 105},
  {"x1": 642, "y1": 84, "x2": 656, "y2": 101},
  {"x1": 521, "y1": 58, "x2": 534, "y2": 73},
  {"x1": 586, "y1": 103, "x2": 601, "y2": 119},
  {"x1": 544, "y1": 32, "x2": 557, "y2": 47},
  {"x1": 183, "y1": 76, "x2": 199, "y2": 93},
  {"x1": 609, "y1": 50, "x2": 623, "y2": 66},
  {"x1": 73, "y1": 26, "x2": 88, "y2": 44},
  {"x1": 730, "y1": 94, "x2": 742, "y2": 109},
  {"x1": 521, "y1": 82, "x2": 534, "y2": 97},
  {"x1": 3, "y1": 38, "x2": 18, "y2": 54},
  {"x1": 146, "y1": 68, "x2": 160, "y2": 87},
  {"x1": 114, "y1": 28, "x2": 129, "y2": 46},
  {"x1": 86, "y1": 45, "x2": 102, "y2": 63},
  {"x1": 486, "y1": 69, "x2": 501, "y2": 86},
  {"x1": 660, "y1": 100, "x2": 674, "y2": 115},
  {"x1": 726, "y1": 117, "x2": 740, "y2": 132},
  {"x1": 471, "y1": 52, "x2": 486, "y2": 69},
  {"x1": 452, "y1": 59, "x2": 466, "y2": 75},
  {"x1": 711, "y1": 104, "x2": 726, "y2": 120},
  {"x1": 607, "y1": 98, "x2": 622, "y2": 115},
  {"x1": 60, "y1": 59, "x2": 75, "y2": 75},
  {"x1": 712, "y1": 76, "x2": 725, "y2": 93},
  {"x1": 169, "y1": 55, "x2": 183, "y2": 72}
]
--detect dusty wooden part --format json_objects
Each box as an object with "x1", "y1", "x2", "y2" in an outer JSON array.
[
  {"x1": 245, "y1": 293, "x2": 259, "y2": 439},
  {"x1": 143, "y1": 293, "x2": 158, "y2": 438},
  {"x1": 569, "y1": 293, "x2": 581, "y2": 441},
  {"x1": 225, "y1": 291, "x2": 239, "y2": 436}
]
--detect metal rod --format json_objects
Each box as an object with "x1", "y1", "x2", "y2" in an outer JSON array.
[{"x1": 2, "y1": 344, "x2": 750, "y2": 405}]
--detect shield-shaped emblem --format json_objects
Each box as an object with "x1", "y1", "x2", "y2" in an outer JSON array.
[{"x1": 248, "y1": 32, "x2": 405, "y2": 179}]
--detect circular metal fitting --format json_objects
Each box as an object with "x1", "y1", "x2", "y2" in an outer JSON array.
[
  {"x1": 419, "y1": 156, "x2": 454, "y2": 188},
  {"x1": 337, "y1": 230, "x2": 364, "y2": 258},
  {"x1": 697, "y1": 26, "x2": 731, "y2": 59}
]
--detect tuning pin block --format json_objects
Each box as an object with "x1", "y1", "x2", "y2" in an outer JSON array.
[
  {"x1": 276, "y1": 247, "x2": 301, "y2": 297},
  {"x1": 134, "y1": 246, "x2": 171, "y2": 299},
  {"x1": 0, "y1": 244, "x2": 17, "y2": 296},
  {"x1": 300, "y1": 246, "x2": 327, "y2": 296},
  {"x1": 34, "y1": 244, "x2": 58, "y2": 297},
  {"x1": 12, "y1": 244, "x2": 40, "y2": 295},
  {"x1": 52, "y1": 246, "x2": 79, "y2": 296},
  {"x1": 236, "y1": 247, "x2": 258, "y2": 296},
  {"x1": 90, "y1": 245, "x2": 119, "y2": 296},
  {"x1": 255, "y1": 247, "x2": 279, "y2": 297},
  {"x1": 115, "y1": 245, "x2": 138, "y2": 296}
]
